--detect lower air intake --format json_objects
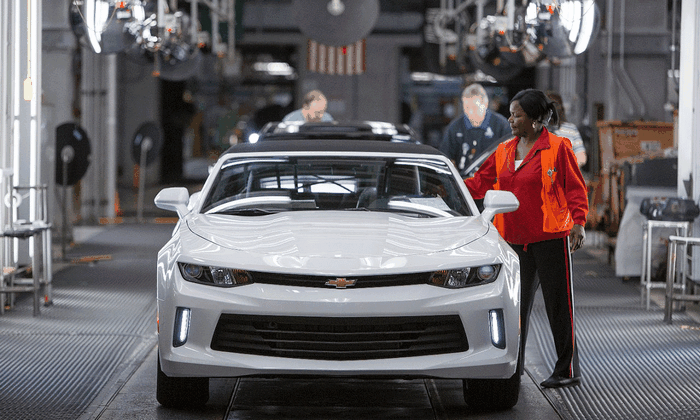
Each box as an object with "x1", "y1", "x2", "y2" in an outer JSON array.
[{"x1": 211, "y1": 314, "x2": 468, "y2": 360}]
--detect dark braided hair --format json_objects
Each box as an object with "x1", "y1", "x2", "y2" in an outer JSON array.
[
  {"x1": 511, "y1": 89, "x2": 560, "y2": 127},
  {"x1": 545, "y1": 91, "x2": 567, "y2": 124}
]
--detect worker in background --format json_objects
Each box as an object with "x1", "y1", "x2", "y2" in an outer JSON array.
[
  {"x1": 546, "y1": 91, "x2": 588, "y2": 168},
  {"x1": 282, "y1": 90, "x2": 334, "y2": 123},
  {"x1": 465, "y1": 88, "x2": 588, "y2": 389},
  {"x1": 439, "y1": 83, "x2": 511, "y2": 175}
]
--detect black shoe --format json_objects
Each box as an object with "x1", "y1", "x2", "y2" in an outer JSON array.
[{"x1": 540, "y1": 375, "x2": 581, "y2": 389}]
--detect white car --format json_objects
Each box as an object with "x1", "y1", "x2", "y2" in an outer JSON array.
[{"x1": 154, "y1": 139, "x2": 521, "y2": 411}]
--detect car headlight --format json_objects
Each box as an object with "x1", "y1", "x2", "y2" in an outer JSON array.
[
  {"x1": 429, "y1": 264, "x2": 501, "y2": 288},
  {"x1": 178, "y1": 262, "x2": 253, "y2": 287}
]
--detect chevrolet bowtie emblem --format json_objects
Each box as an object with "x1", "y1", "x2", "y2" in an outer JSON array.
[{"x1": 325, "y1": 277, "x2": 357, "y2": 289}]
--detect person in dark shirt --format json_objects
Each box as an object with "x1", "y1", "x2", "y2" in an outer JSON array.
[{"x1": 439, "y1": 83, "x2": 511, "y2": 175}]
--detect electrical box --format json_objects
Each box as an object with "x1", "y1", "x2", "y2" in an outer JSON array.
[{"x1": 597, "y1": 120, "x2": 675, "y2": 174}]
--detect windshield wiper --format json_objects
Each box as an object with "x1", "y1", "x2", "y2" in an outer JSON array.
[{"x1": 215, "y1": 207, "x2": 281, "y2": 216}]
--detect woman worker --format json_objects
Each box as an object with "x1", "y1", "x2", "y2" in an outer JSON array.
[{"x1": 464, "y1": 88, "x2": 588, "y2": 389}]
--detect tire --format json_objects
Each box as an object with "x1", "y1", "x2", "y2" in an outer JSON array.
[
  {"x1": 156, "y1": 353, "x2": 209, "y2": 408},
  {"x1": 463, "y1": 370, "x2": 520, "y2": 411}
]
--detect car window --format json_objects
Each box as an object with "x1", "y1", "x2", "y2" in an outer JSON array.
[
  {"x1": 201, "y1": 156, "x2": 472, "y2": 217},
  {"x1": 462, "y1": 135, "x2": 511, "y2": 178}
]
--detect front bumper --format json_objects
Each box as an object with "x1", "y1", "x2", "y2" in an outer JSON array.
[{"x1": 158, "y1": 274, "x2": 520, "y2": 380}]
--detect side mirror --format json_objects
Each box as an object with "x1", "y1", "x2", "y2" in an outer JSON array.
[
  {"x1": 187, "y1": 191, "x2": 201, "y2": 211},
  {"x1": 154, "y1": 187, "x2": 190, "y2": 218},
  {"x1": 480, "y1": 190, "x2": 520, "y2": 222}
]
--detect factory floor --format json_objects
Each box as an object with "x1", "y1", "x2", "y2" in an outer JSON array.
[{"x1": 2, "y1": 184, "x2": 700, "y2": 420}]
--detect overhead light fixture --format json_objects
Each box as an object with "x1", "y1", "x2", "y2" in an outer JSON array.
[
  {"x1": 410, "y1": 72, "x2": 463, "y2": 83},
  {"x1": 71, "y1": 0, "x2": 139, "y2": 54},
  {"x1": 85, "y1": 0, "x2": 108, "y2": 53},
  {"x1": 571, "y1": 0, "x2": 599, "y2": 54},
  {"x1": 253, "y1": 61, "x2": 295, "y2": 76},
  {"x1": 327, "y1": 0, "x2": 345, "y2": 17},
  {"x1": 525, "y1": 0, "x2": 600, "y2": 57}
]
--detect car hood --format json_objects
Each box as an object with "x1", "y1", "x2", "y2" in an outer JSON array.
[{"x1": 186, "y1": 211, "x2": 488, "y2": 259}]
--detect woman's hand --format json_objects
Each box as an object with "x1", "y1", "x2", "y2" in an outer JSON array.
[{"x1": 569, "y1": 224, "x2": 585, "y2": 252}]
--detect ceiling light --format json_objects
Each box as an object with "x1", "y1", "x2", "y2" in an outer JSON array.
[
  {"x1": 253, "y1": 61, "x2": 295, "y2": 77},
  {"x1": 525, "y1": 0, "x2": 600, "y2": 57},
  {"x1": 327, "y1": 0, "x2": 345, "y2": 16}
]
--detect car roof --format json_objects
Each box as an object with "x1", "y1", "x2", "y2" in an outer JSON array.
[
  {"x1": 223, "y1": 139, "x2": 445, "y2": 157},
  {"x1": 257, "y1": 121, "x2": 418, "y2": 143}
]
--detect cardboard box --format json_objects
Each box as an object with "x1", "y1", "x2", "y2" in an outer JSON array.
[{"x1": 597, "y1": 121, "x2": 675, "y2": 173}]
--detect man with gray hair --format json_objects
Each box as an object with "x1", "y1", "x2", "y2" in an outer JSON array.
[
  {"x1": 282, "y1": 90, "x2": 334, "y2": 122},
  {"x1": 439, "y1": 83, "x2": 510, "y2": 175}
]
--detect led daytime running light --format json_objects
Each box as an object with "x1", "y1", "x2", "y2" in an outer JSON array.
[
  {"x1": 489, "y1": 309, "x2": 506, "y2": 349},
  {"x1": 173, "y1": 307, "x2": 191, "y2": 347}
]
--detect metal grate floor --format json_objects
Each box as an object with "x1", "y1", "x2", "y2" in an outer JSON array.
[
  {"x1": 527, "y1": 248, "x2": 700, "y2": 420},
  {"x1": 0, "y1": 224, "x2": 171, "y2": 420}
]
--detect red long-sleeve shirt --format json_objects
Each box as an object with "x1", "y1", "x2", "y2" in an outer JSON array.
[{"x1": 465, "y1": 129, "x2": 589, "y2": 245}]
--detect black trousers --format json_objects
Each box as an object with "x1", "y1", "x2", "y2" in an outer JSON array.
[{"x1": 511, "y1": 237, "x2": 580, "y2": 379}]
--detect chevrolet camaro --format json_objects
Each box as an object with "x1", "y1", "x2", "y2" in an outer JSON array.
[{"x1": 154, "y1": 138, "x2": 521, "y2": 411}]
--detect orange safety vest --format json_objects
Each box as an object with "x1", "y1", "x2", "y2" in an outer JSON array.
[{"x1": 492, "y1": 134, "x2": 574, "y2": 237}]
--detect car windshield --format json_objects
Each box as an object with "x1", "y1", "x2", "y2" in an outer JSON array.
[{"x1": 201, "y1": 156, "x2": 472, "y2": 217}]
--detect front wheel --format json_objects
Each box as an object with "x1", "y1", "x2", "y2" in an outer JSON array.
[
  {"x1": 463, "y1": 369, "x2": 520, "y2": 411},
  {"x1": 156, "y1": 353, "x2": 209, "y2": 408}
]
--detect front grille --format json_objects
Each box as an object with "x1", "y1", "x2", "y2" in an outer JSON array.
[
  {"x1": 251, "y1": 271, "x2": 432, "y2": 288},
  {"x1": 210, "y1": 314, "x2": 469, "y2": 360}
]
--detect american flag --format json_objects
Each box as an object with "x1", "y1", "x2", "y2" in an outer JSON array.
[{"x1": 307, "y1": 39, "x2": 366, "y2": 75}]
